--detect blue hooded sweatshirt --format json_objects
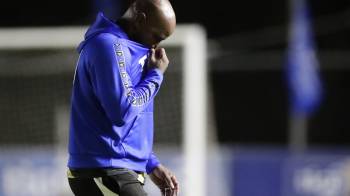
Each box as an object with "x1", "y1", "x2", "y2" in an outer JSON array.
[{"x1": 68, "y1": 13, "x2": 162, "y2": 174}]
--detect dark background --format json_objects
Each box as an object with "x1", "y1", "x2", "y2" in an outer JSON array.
[
  {"x1": 1, "y1": 0, "x2": 349, "y2": 147},
  {"x1": 1, "y1": 0, "x2": 349, "y2": 40}
]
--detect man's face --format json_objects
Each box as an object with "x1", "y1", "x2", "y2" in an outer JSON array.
[
  {"x1": 137, "y1": 24, "x2": 167, "y2": 49},
  {"x1": 133, "y1": 12, "x2": 171, "y2": 49},
  {"x1": 133, "y1": 5, "x2": 175, "y2": 49}
]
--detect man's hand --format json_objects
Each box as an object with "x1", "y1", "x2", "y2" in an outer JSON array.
[
  {"x1": 149, "y1": 164, "x2": 179, "y2": 196},
  {"x1": 148, "y1": 48, "x2": 169, "y2": 74}
]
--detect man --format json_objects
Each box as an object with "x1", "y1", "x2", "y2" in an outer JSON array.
[{"x1": 67, "y1": 0, "x2": 179, "y2": 195}]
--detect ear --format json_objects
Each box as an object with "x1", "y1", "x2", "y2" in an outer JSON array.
[{"x1": 135, "y1": 12, "x2": 147, "y2": 25}]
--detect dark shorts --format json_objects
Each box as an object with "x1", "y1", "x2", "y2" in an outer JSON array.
[{"x1": 67, "y1": 168, "x2": 147, "y2": 196}]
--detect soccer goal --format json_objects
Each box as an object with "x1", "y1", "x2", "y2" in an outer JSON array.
[{"x1": 0, "y1": 25, "x2": 208, "y2": 196}]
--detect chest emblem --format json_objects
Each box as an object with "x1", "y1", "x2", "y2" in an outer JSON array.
[{"x1": 138, "y1": 55, "x2": 148, "y2": 69}]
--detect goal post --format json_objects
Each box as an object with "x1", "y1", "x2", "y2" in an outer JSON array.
[
  {"x1": 0, "y1": 25, "x2": 208, "y2": 196},
  {"x1": 162, "y1": 25, "x2": 208, "y2": 196}
]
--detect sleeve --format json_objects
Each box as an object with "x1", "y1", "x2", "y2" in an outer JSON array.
[
  {"x1": 146, "y1": 152, "x2": 161, "y2": 174},
  {"x1": 88, "y1": 36, "x2": 163, "y2": 126}
]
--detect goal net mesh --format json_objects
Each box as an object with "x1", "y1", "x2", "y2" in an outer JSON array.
[{"x1": 0, "y1": 47, "x2": 183, "y2": 147}]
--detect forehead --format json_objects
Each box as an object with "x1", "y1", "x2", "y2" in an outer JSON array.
[
  {"x1": 147, "y1": 10, "x2": 176, "y2": 37},
  {"x1": 159, "y1": 0, "x2": 175, "y2": 18}
]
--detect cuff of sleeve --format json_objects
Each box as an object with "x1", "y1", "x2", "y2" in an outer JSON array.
[
  {"x1": 147, "y1": 68, "x2": 164, "y2": 84},
  {"x1": 146, "y1": 156, "x2": 161, "y2": 174}
]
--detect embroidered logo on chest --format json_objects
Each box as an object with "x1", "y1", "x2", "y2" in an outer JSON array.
[{"x1": 138, "y1": 55, "x2": 148, "y2": 70}]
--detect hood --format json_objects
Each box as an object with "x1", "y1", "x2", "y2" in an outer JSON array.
[{"x1": 77, "y1": 12, "x2": 129, "y2": 52}]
